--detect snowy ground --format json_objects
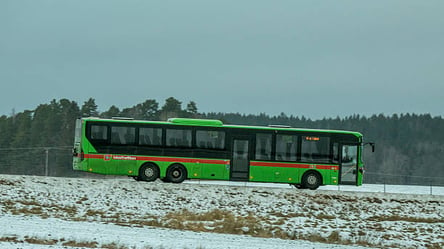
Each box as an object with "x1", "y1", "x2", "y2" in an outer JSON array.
[{"x1": 1, "y1": 175, "x2": 443, "y2": 249}]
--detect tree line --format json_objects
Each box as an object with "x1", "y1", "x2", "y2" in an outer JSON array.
[{"x1": 0, "y1": 97, "x2": 443, "y2": 185}]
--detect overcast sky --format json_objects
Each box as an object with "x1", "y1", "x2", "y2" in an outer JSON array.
[{"x1": 1, "y1": 0, "x2": 443, "y2": 119}]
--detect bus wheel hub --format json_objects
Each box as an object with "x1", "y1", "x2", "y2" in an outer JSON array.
[
  {"x1": 172, "y1": 170, "x2": 181, "y2": 178},
  {"x1": 307, "y1": 175, "x2": 317, "y2": 185},
  {"x1": 145, "y1": 168, "x2": 154, "y2": 177}
]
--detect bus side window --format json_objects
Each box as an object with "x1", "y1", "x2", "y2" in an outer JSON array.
[
  {"x1": 301, "y1": 136, "x2": 330, "y2": 163},
  {"x1": 166, "y1": 129, "x2": 192, "y2": 148},
  {"x1": 111, "y1": 126, "x2": 135, "y2": 145},
  {"x1": 196, "y1": 130, "x2": 225, "y2": 150},
  {"x1": 90, "y1": 125, "x2": 108, "y2": 140},
  {"x1": 255, "y1": 133, "x2": 272, "y2": 160},
  {"x1": 275, "y1": 134, "x2": 297, "y2": 161},
  {"x1": 111, "y1": 132, "x2": 121, "y2": 144},
  {"x1": 139, "y1": 127, "x2": 163, "y2": 146},
  {"x1": 332, "y1": 143, "x2": 339, "y2": 163}
]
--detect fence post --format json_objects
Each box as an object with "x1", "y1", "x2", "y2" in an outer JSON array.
[
  {"x1": 430, "y1": 181, "x2": 433, "y2": 195},
  {"x1": 45, "y1": 148, "x2": 49, "y2": 176},
  {"x1": 383, "y1": 177, "x2": 386, "y2": 193}
]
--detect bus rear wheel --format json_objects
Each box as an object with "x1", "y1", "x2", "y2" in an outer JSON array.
[
  {"x1": 138, "y1": 163, "x2": 159, "y2": 182},
  {"x1": 302, "y1": 171, "x2": 322, "y2": 190},
  {"x1": 166, "y1": 164, "x2": 187, "y2": 183}
]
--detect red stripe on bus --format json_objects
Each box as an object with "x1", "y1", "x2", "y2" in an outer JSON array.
[
  {"x1": 250, "y1": 161, "x2": 310, "y2": 168},
  {"x1": 84, "y1": 154, "x2": 105, "y2": 159},
  {"x1": 251, "y1": 161, "x2": 339, "y2": 170},
  {"x1": 84, "y1": 154, "x2": 338, "y2": 170},
  {"x1": 136, "y1": 156, "x2": 228, "y2": 165},
  {"x1": 83, "y1": 154, "x2": 229, "y2": 165}
]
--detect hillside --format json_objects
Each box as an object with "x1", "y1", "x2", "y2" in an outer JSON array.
[{"x1": 0, "y1": 175, "x2": 443, "y2": 249}]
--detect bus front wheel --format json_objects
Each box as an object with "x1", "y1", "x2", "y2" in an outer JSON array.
[
  {"x1": 138, "y1": 163, "x2": 159, "y2": 182},
  {"x1": 302, "y1": 171, "x2": 322, "y2": 190},
  {"x1": 166, "y1": 164, "x2": 187, "y2": 183}
]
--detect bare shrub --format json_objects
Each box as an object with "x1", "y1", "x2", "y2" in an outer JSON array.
[
  {"x1": 24, "y1": 237, "x2": 58, "y2": 245},
  {"x1": 368, "y1": 215, "x2": 443, "y2": 223},
  {"x1": 0, "y1": 179, "x2": 18, "y2": 186},
  {"x1": 62, "y1": 240, "x2": 99, "y2": 248}
]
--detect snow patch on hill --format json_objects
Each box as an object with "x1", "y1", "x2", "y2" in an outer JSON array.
[{"x1": 0, "y1": 175, "x2": 443, "y2": 249}]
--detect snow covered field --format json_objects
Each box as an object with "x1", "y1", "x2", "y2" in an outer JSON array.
[{"x1": 1, "y1": 175, "x2": 443, "y2": 249}]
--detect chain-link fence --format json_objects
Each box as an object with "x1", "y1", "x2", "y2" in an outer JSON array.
[
  {"x1": 0, "y1": 146, "x2": 78, "y2": 177},
  {"x1": 365, "y1": 172, "x2": 444, "y2": 187},
  {"x1": 362, "y1": 171, "x2": 444, "y2": 195}
]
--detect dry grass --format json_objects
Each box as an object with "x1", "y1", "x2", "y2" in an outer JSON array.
[
  {"x1": 427, "y1": 243, "x2": 444, "y2": 249},
  {"x1": 4, "y1": 198, "x2": 78, "y2": 218},
  {"x1": 62, "y1": 240, "x2": 99, "y2": 248},
  {"x1": 24, "y1": 237, "x2": 58, "y2": 245},
  {"x1": 0, "y1": 236, "x2": 20, "y2": 243},
  {"x1": 315, "y1": 213, "x2": 336, "y2": 220},
  {"x1": 112, "y1": 209, "x2": 279, "y2": 239},
  {"x1": 368, "y1": 215, "x2": 443, "y2": 223},
  {"x1": 0, "y1": 178, "x2": 18, "y2": 186}
]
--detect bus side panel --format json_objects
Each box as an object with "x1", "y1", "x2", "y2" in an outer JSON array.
[
  {"x1": 316, "y1": 169, "x2": 331, "y2": 185},
  {"x1": 249, "y1": 165, "x2": 274, "y2": 182},
  {"x1": 201, "y1": 162, "x2": 229, "y2": 180},
  {"x1": 330, "y1": 170, "x2": 339, "y2": 185},
  {"x1": 271, "y1": 167, "x2": 300, "y2": 183}
]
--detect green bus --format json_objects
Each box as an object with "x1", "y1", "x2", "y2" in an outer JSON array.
[{"x1": 73, "y1": 117, "x2": 370, "y2": 190}]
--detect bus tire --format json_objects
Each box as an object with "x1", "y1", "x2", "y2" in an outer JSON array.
[
  {"x1": 302, "y1": 171, "x2": 322, "y2": 190},
  {"x1": 166, "y1": 164, "x2": 187, "y2": 183},
  {"x1": 138, "y1": 163, "x2": 159, "y2": 182}
]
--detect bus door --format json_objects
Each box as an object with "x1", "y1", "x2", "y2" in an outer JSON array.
[
  {"x1": 230, "y1": 137, "x2": 252, "y2": 181},
  {"x1": 339, "y1": 144, "x2": 358, "y2": 185}
]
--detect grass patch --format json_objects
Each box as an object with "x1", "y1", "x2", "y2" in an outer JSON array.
[
  {"x1": 0, "y1": 179, "x2": 19, "y2": 186},
  {"x1": 0, "y1": 236, "x2": 20, "y2": 243},
  {"x1": 24, "y1": 237, "x2": 58, "y2": 245},
  {"x1": 368, "y1": 215, "x2": 443, "y2": 223},
  {"x1": 62, "y1": 240, "x2": 99, "y2": 248},
  {"x1": 315, "y1": 213, "x2": 336, "y2": 220},
  {"x1": 120, "y1": 209, "x2": 279, "y2": 238}
]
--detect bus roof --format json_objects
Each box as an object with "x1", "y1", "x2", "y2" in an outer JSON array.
[{"x1": 81, "y1": 117, "x2": 363, "y2": 138}]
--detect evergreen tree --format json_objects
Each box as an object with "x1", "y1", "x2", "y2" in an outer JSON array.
[
  {"x1": 119, "y1": 99, "x2": 159, "y2": 120},
  {"x1": 160, "y1": 97, "x2": 182, "y2": 120},
  {"x1": 184, "y1": 101, "x2": 198, "y2": 118},
  {"x1": 101, "y1": 105, "x2": 121, "y2": 118},
  {"x1": 10, "y1": 111, "x2": 33, "y2": 148},
  {"x1": 81, "y1": 98, "x2": 99, "y2": 117},
  {"x1": 134, "y1": 99, "x2": 159, "y2": 120}
]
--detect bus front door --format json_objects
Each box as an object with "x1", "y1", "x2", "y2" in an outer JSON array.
[
  {"x1": 339, "y1": 144, "x2": 358, "y2": 185},
  {"x1": 230, "y1": 138, "x2": 251, "y2": 181}
]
